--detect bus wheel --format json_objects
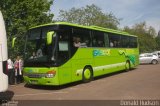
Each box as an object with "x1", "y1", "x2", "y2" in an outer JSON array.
[
  {"x1": 82, "y1": 66, "x2": 93, "y2": 83},
  {"x1": 125, "y1": 61, "x2": 130, "y2": 71}
]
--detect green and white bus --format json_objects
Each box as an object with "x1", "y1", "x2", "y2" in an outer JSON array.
[{"x1": 23, "y1": 22, "x2": 139, "y2": 85}]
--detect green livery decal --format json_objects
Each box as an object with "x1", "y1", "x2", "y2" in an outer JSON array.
[
  {"x1": 127, "y1": 55, "x2": 136, "y2": 65},
  {"x1": 93, "y1": 49, "x2": 110, "y2": 57},
  {"x1": 118, "y1": 50, "x2": 136, "y2": 65}
]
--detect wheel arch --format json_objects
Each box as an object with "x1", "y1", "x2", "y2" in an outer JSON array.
[
  {"x1": 126, "y1": 59, "x2": 131, "y2": 66},
  {"x1": 125, "y1": 60, "x2": 131, "y2": 71}
]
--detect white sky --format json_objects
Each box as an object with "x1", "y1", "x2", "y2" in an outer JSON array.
[{"x1": 51, "y1": 0, "x2": 160, "y2": 33}]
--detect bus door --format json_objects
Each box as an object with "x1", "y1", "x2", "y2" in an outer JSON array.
[{"x1": 57, "y1": 32, "x2": 72, "y2": 85}]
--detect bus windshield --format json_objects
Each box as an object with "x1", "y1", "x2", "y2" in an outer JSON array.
[{"x1": 24, "y1": 26, "x2": 57, "y2": 67}]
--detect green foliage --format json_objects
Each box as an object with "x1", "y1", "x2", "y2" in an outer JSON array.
[
  {"x1": 155, "y1": 35, "x2": 160, "y2": 50},
  {"x1": 123, "y1": 22, "x2": 158, "y2": 53},
  {"x1": 57, "y1": 4, "x2": 120, "y2": 29},
  {"x1": 0, "y1": 0, "x2": 54, "y2": 58}
]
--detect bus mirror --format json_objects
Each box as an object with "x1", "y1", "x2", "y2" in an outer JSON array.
[
  {"x1": 47, "y1": 31, "x2": 55, "y2": 45},
  {"x1": 12, "y1": 37, "x2": 17, "y2": 48}
]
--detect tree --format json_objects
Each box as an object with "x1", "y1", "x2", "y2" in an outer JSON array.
[
  {"x1": 155, "y1": 30, "x2": 160, "y2": 50},
  {"x1": 123, "y1": 22, "x2": 158, "y2": 53},
  {"x1": 0, "y1": 0, "x2": 54, "y2": 58},
  {"x1": 57, "y1": 4, "x2": 120, "y2": 29},
  {"x1": 158, "y1": 30, "x2": 160, "y2": 37}
]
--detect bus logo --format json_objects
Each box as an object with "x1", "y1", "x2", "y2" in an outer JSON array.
[{"x1": 93, "y1": 49, "x2": 110, "y2": 57}]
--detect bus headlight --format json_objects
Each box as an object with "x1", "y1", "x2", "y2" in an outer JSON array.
[
  {"x1": 45, "y1": 74, "x2": 54, "y2": 78},
  {"x1": 45, "y1": 70, "x2": 56, "y2": 78}
]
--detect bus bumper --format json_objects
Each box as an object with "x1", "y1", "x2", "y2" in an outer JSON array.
[{"x1": 24, "y1": 76, "x2": 59, "y2": 86}]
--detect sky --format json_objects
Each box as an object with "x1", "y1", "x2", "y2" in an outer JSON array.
[{"x1": 51, "y1": 0, "x2": 160, "y2": 33}]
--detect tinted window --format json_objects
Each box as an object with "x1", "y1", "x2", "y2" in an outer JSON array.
[
  {"x1": 104, "y1": 33, "x2": 109, "y2": 47},
  {"x1": 108, "y1": 33, "x2": 121, "y2": 48},
  {"x1": 72, "y1": 28, "x2": 91, "y2": 47},
  {"x1": 108, "y1": 33, "x2": 137, "y2": 48},
  {"x1": 28, "y1": 28, "x2": 41, "y2": 40},
  {"x1": 129, "y1": 37, "x2": 137, "y2": 48},
  {"x1": 121, "y1": 35, "x2": 130, "y2": 48},
  {"x1": 92, "y1": 31, "x2": 105, "y2": 47}
]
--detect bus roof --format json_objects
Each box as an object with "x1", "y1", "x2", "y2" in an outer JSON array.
[{"x1": 30, "y1": 22, "x2": 137, "y2": 37}]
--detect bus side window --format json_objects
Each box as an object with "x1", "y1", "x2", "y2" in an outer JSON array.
[
  {"x1": 92, "y1": 39, "x2": 97, "y2": 47},
  {"x1": 121, "y1": 35, "x2": 129, "y2": 48},
  {"x1": 97, "y1": 40, "x2": 104, "y2": 47},
  {"x1": 73, "y1": 36, "x2": 81, "y2": 47},
  {"x1": 72, "y1": 28, "x2": 91, "y2": 48},
  {"x1": 110, "y1": 41, "x2": 114, "y2": 47},
  {"x1": 104, "y1": 33, "x2": 109, "y2": 47},
  {"x1": 108, "y1": 33, "x2": 121, "y2": 48},
  {"x1": 129, "y1": 37, "x2": 137, "y2": 48},
  {"x1": 84, "y1": 38, "x2": 91, "y2": 47},
  {"x1": 92, "y1": 31, "x2": 105, "y2": 47}
]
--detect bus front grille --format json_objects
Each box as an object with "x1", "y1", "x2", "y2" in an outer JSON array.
[{"x1": 26, "y1": 74, "x2": 45, "y2": 78}]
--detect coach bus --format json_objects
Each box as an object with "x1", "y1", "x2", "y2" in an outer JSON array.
[
  {"x1": 0, "y1": 11, "x2": 8, "y2": 92},
  {"x1": 21, "y1": 22, "x2": 139, "y2": 85}
]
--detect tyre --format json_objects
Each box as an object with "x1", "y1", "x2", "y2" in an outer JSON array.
[
  {"x1": 125, "y1": 61, "x2": 130, "y2": 71},
  {"x1": 82, "y1": 66, "x2": 93, "y2": 83},
  {"x1": 151, "y1": 59, "x2": 158, "y2": 65}
]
